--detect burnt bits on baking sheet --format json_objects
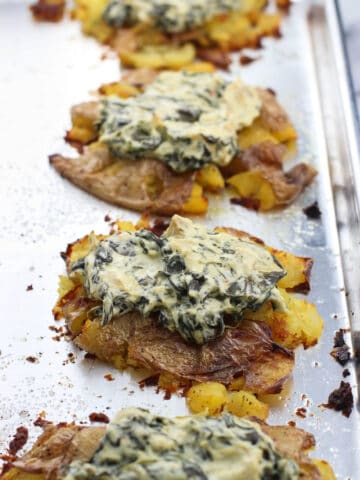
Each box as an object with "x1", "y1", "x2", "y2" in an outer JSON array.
[
  {"x1": 330, "y1": 329, "x2": 351, "y2": 366},
  {"x1": 89, "y1": 412, "x2": 110, "y2": 424},
  {"x1": 240, "y1": 55, "x2": 261, "y2": 65},
  {"x1": 8, "y1": 427, "x2": 29, "y2": 456},
  {"x1": 30, "y1": 0, "x2": 65, "y2": 22},
  {"x1": 323, "y1": 381, "x2": 354, "y2": 418},
  {"x1": 303, "y1": 201, "x2": 322, "y2": 219}
]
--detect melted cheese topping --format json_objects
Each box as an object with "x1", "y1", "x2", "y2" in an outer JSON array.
[
  {"x1": 103, "y1": 0, "x2": 245, "y2": 33},
  {"x1": 73, "y1": 216, "x2": 286, "y2": 344},
  {"x1": 99, "y1": 71, "x2": 261, "y2": 173},
  {"x1": 65, "y1": 408, "x2": 299, "y2": 480}
]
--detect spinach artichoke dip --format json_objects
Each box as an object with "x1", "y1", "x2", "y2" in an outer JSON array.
[
  {"x1": 99, "y1": 71, "x2": 261, "y2": 172},
  {"x1": 64, "y1": 408, "x2": 299, "y2": 480},
  {"x1": 103, "y1": 0, "x2": 245, "y2": 34},
  {"x1": 72, "y1": 216, "x2": 286, "y2": 344}
]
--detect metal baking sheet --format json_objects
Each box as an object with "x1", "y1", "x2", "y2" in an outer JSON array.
[{"x1": 0, "y1": 1, "x2": 359, "y2": 478}]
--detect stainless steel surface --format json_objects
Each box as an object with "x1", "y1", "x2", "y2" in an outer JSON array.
[
  {"x1": 0, "y1": 1, "x2": 359, "y2": 478},
  {"x1": 338, "y1": 0, "x2": 360, "y2": 120}
]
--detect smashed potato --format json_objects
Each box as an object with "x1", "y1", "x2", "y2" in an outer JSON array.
[
  {"x1": 181, "y1": 183, "x2": 209, "y2": 215},
  {"x1": 54, "y1": 219, "x2": 323, "y2": 406},
  {"x1": 72, "y1": 0, "x2": 287, "y2": 69},
  {"x1": 2, "y1": 411, "x2": 334, "y2": 480},
  {"x1": 56, "y1": 69, "x2": 311, "y2": 215}
]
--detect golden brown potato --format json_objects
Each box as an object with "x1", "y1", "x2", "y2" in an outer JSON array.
[
  {"x1": 311, "y1": 459, "x2": 337, "y2": 480},
  {"x1": 187, "y1": 383, "x2": 270, "y2": 420},
  {"x1": 187, "y1": 382, "x2": 228, "y2": 414},
  {"x1": 225, "y1": 391, "x2": 269, "y2": 420},
  {"x1": 195, "y1": 165, "x2": 225, "y2": 193},
  {"x1": 181, "y1": 183, "x2": 209, "y2": 215},
  {"x1": 227, "y1": 170, "x2": 277, "y2": 211}
]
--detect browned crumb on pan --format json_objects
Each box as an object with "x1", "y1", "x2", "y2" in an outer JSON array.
[
  {"x1": 330, "y1": 329, "x2": 351, "y2": 366},
  {"x1": 30, "y1": 0, "x2": 65, "y2": 22},
  {"x1": 342, "y1": 369, "x2": 350, "y2": 378},
  {"x1": 295, "y1": 407, "x2": 307, "y2": 419},
  {"x1": 26, "y1": 356, "x2": 38, "y2": 363},
  {"x1": 239, "y1": 55, "x2": 260, "y2": 65},
  {"x1": 323, "y1": 381, "x2": 354, "y2": 417},
  {"x1": 104, "y1": 373, "x2": 115, "y2": 382},
  {"x1": 8, "y1": 427, "x2": 29, "y2": 456},
  {"x1": 303, "y1": 201, "x2": 321, "y2": 219},
  {"x1": 33, "y1": 416, "x2": 53, "y2": 427},
  {"x1": 26, "y1": 284, "x2": 33, "y2": 291},
  {"x1": 89, "y1": 413, "x2": 110, "y2": 424}
]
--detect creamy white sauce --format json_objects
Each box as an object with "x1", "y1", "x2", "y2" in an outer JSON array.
[
  {"x1": 99, "y1": 71, "x2": 261, "y2": 173},
  {"x1": 72, "y1": 216, "x2": 286, "y2": 345},
  {"x1": 103, "y1": 0, "x2": 245, "y2": 33},
  {"x1": 64, "y1": 408, "x2": 299, "y2": 480}
]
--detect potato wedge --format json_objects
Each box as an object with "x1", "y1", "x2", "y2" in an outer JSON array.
[
  {"x1": 311, "y1": 459, "x2": 337, "y2": 480},
  {"x1": 227, "y1": 170, "x2": 277, "y2": 211},
  {"x1": 225, "y1": 391, "x2": 269, "y2": 420},
  {"x1": 181, "y1": 183, "x2": 209, "y2": 214},
  {"x1": 264, "y1": 289, "x2": 324, "y2": 350},
  {"x1": 195, "y1": 164, "x2": 225, "y2": 192},
  {"x1": 187, "y1": 383, "x2": 269, "y2": 420},
  {"x1": 271, "y1": 249, "x2": 313, "y2": 293},
  {"x1": 187, "y1": 382, "x2": 228, "y2": 414},
  {"x1": 238, "y1": 121, "x2": 279, "y2": 150}
]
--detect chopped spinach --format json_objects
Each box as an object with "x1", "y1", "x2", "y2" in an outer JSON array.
[
  {"x1": 99, "y1": 71, "x2": 261, "y2": 173},
  {"x1": 103, "y1": 0, "x2": 245, "y2": 34}
]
